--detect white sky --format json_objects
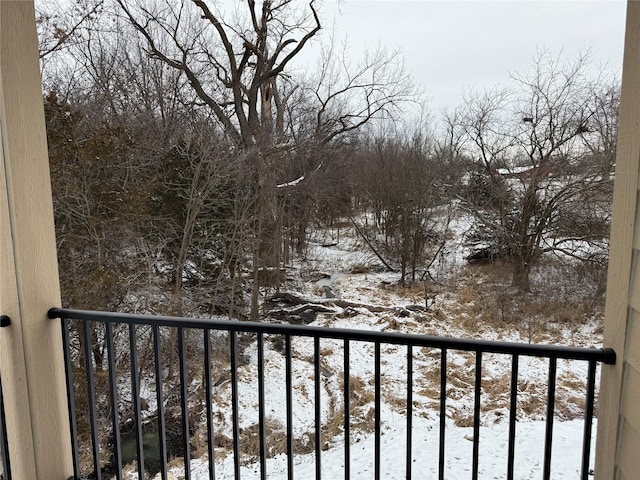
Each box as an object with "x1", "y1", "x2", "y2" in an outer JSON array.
[{"x1": 317, "y1": 0, "x2": 627, "y2": 117}]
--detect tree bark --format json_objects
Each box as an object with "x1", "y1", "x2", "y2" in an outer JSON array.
[{"x1": 511, "y1": 260, "x2": 531, "y2": 292}]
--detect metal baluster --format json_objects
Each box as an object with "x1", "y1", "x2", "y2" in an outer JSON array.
[
  {"x1": 472, "y1": 352, "x2": 482, "y2": 480},
  {"x1": 580, "y1": 360, "x2": 597, "y2": 480},
  {"x1": 179, "y1": 327, "x2": 191, "y2": 480},
  {"x1": 83, "y1": 320, "x2": 102, "y2": 480},
  {"x1": 314, "y1": 337, "x2": 322, "y2": 479},
  {"x1": 258, "y1": 334, "x2": 267, "y2": 480},
  {"x1": 406, "y1": 345, "x2": 413, "y2": 480},
  {"x1": 106, "y1": 322, "x2": 123, "y2": 479},
  {"x1": 438, "y1": 349, "x2": 447, "y2": 480},
  {"x1": 204, "y1": 329, "x2": 215, "y2": 480},
  {"x1": 153, "y1": 325, "x2": 168, "y2": 480},
  {"x1": 129, "y1": 323, "x2": 144, "y2": 479},
  {"x1": 344, "y1": 339, "x2": 350, "y2": 480},
  {"x1": 543, "y1": 357, "x2": 557, "y2": 480},
  {"x1": 230, "y1": 332, "x2": 240, "y2": 480},
  {"x1": 507, "y1": 354, "x2": 519, "y2": 480},
  {"x1": 286, "y1": 335, "x2": 294, "y2": 480},
  {"x1": 374, "y1": 342, "x2": 381, "y2": 480},
  {"x1": 62, "y1": 317, "x2": 80, "y2": 478}
]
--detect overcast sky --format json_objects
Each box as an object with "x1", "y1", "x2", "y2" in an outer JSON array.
[{"x1": 316, "y1": 1, "x2": 627, "y2": 117}]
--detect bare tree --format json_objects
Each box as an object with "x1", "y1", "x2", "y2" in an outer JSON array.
[
  {"x1": 115, "y1": 0, "x2": 321, "y2": 150},
  {"x1": 308, "y1": 38, "x2": 417, "y2": 144},
  {"x1": 458, "y1": 51, "x2": 617, "y2": 292},
  {"x1": 581, "y1": 77, "x2": 620, "y2": 181},
  {"x1": 112, "y1": 0, "x2": 419, "y2": 318},
  {"x1": 352, "y1": 128, "x2": 452, "y2": 286}
]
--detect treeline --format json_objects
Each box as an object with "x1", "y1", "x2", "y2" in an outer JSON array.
[{"x1": 39, "y1": 1, "x2": 618, "y2": 318}]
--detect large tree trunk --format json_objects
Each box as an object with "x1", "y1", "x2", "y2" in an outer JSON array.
[
  {"x1": 511, "y1": 260, "x2": 532, "y2": 293},
  {"x1": 251, "y1": 153, "x2": 281, "y2": 320}
]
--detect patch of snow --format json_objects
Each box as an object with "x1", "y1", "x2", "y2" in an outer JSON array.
[{"x1": 277, "y1": 176, "x2": 305, "y2": 188}]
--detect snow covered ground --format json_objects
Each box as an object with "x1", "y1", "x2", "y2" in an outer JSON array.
[
  {"x1": 150, "y1": 219, "x2": 604, "y2": 480},
  {"x1": 191, "y1": 419, "x2": 595, "y2": 480}
]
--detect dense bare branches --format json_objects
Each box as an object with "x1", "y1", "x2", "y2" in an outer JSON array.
[
  {"x1": 310, "y1": 41, "x2": 417, "y2": 143},
  {"x1": 510, "y1": 50, "x2": 594, "y2": 165},
  {"x1": 37, "y1": 0, "x2": 105, "y2": 60},
  {"x1": 458, "y1": 51, "x2": 617, "y2": 291},
  {"x1": 37, "y1": 0, "x2": 616, "y2": 311},
  {"x1": 114, "y1": 0, "x2": 321, "y2": 149}
]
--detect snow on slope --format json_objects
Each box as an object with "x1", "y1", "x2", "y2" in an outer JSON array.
[
  {"x1": 190, "y1": 418, "x2": 595, "y2": 480},
  {"x1": 156, "y1": 220, "x2": 603, "y2": 480}
]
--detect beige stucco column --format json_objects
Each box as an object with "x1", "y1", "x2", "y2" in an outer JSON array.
[
  {"x1": 0, "y1": 1, "x2": 74, "y2": 478},
  {"x1": 595, "y1": 2, "x2": 640, "y2": 479}
]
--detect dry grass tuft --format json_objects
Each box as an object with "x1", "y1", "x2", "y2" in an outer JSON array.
[
  {"x1": 350, "y1": 263, "x2": 370, "y2": 274},
  {"x1": 482, "y1": 375, "x2": 510, "y2": 397},
  {"x1": 236, "y1": 418, "x2": 316, "y2": 464},
  {"x1": 518, "y1": 392, "x2": 547, "y2": 418},
  {"x1": 452, "y1": 409, "x2": 474, "y2": 427},
  {"x1": 349, "y1": 375, "x2": 375, "y2": 407}
]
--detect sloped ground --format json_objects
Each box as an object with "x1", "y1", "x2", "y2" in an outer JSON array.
[{"x1": 151, "y1": 217, "x2": 606, "y2": 479}]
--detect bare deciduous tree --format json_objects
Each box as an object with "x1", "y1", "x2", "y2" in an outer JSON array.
[
  {"x1": 581, "y1": 77, "x2": 620, "y2": 181},
  {"x1": 458, "y1": 51, "x2": 617, "y2": 292},
  {"x1": 116, "y1": 0, "x2": 321, "y2": 150},
  {"x1": 309, "y1": 39, "x2": 417, "y2": 144},
  {"x1": 113, "y1": 0, "x2": 419, "y2": 318}
]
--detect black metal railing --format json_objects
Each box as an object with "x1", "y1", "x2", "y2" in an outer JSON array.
[{"x1": 48, "y1": 307, "x2": 616, "y2": 480}]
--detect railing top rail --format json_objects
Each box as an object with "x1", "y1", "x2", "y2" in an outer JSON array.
[{"x1": 48, "y1": 307, "x2": 616, "y2": 365}]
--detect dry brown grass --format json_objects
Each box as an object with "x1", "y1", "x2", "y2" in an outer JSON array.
[
  {"x1": 239, "y1": 419, "x2": 286, "y2": 463},
  {"x1": 191, "y1": 428, "x2": 233, "y2": 460},
  {"x1": 383, "y1": 316, "x2": 401, "y2": 330},
  {"x1": 345, "y1": 376, "x2": 377, "y2": 433},
  {"x1": 191, "y1": 414, "x2": 324, "y2": 467},
  {"x1": 319, "y1": 373, "x2": 379, "y2": 447},
  {"x1": 466, "y1": 261, "x2": 512, "y2": 282},
  {"x1": 418, "y1": 363, "x2": 444, "y2": 386},
  {"x1": 392, "y1": 282, "x2": 428, "y2": 297},
  {"x1": 322, "y1": 406, "x2": 345, "y2": 447},
  {"x1": 350, "y1": 263, "x2": 370, "y2": 274},
  {"x1": 519, "y1": 392, "x2": 547, "y2": 417},
  {"x1": 388, "y1": 394, "x2": 409, "y2": 413},
  {"x1": 167, "y1": 456, "x2": 185, "y2": 471},
  {"x1": 458, "y1": 285, "x2": 479, "y2": 305},
  {"x1": 440, "y1": 257, "x2": 605, "y2": 343},
  {"x1": 559, "y1": 374, "x2": 587, "y2": 392},
  {"x1": 482, "y1": 375, "x2": 510, "y2": 397},
  {"x1": 452, "y1": 409, "x2": 475, "y2": 427},
  {"x1": 320, "y1": 346, "x2": 335, "y2": 357},
  {"x1": 349, "y1": 375, "x2": 375, "y2": 407},
  {"x1": 555, "y1": 393, "x2": 587, "y2": 419}
]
